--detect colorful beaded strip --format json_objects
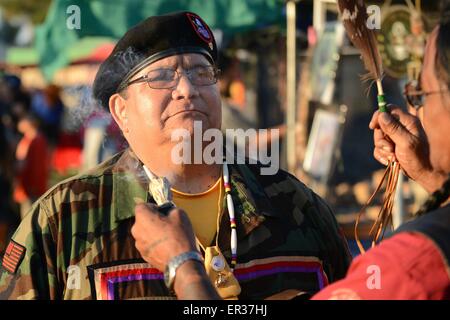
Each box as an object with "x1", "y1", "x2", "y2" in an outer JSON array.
[{"x1": 223, "y1": 161, "x2": 237, "y2": 271}]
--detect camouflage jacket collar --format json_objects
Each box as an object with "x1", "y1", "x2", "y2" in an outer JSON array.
[{"x1": 111, "y1": 149, "x2": 279, "y2": 237}]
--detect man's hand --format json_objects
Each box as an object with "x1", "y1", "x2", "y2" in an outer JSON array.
[
  {"x1": 369, "y1": 105, "x2": 446, "y2": 193},
  {"x1": 131, "y1": 203, "x2": 197, "y2": 271},
  {"x1": 131, "y1": 203, "x2": 221, "y2": 299}
]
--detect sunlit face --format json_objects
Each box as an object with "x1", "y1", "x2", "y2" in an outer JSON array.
[
  {"x1": 17, "y1": 118, "x2": 30, "y2": 135},
  {"x1": 110, "y1": 53, "x2": 222, "y2": 163},
  {"x1": 417, "y1": 27, "x2": 450, "y2": 173}
]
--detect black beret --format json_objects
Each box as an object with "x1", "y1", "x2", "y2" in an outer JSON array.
[{"x1": 93, "y1": 11, "x2": 217, "y2": 110}]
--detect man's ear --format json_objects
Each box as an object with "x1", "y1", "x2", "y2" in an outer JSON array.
[{"x1": 109, "y1": 93, "x2": 129, "y2": 133}]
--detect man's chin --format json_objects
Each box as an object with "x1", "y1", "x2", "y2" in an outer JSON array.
[{"x1": 168, "y1": 115, "x2": 211, "y2": 131}]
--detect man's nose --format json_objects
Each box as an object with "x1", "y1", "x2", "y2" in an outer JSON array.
[{"x1": 172, "y1": 73, "x2": 199, "y2": 100}]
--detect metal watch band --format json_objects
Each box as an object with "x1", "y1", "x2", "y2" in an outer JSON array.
[{"x1": 164, "y1": 251, "x2": 204, "y2": 290}]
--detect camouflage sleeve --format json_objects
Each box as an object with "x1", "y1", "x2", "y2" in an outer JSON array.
[{"x1": 0, "y1": 200, "x2": 60, "y2": 299}]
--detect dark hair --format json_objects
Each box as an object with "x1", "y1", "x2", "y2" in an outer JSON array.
[
  {"x1": 417, "y1": 1, "x2": 450, "y2": 215},
  {"x1": 19, "y1": 111, "x2": 42, "y2": 129}
]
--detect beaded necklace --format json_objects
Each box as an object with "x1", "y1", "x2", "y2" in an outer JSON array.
[
  {"x1": 222, "y1": 160, "x2": 237, "y2": 271},
  {"x1": 143, "y1": 162, "x2": 238, "y2": 271}
]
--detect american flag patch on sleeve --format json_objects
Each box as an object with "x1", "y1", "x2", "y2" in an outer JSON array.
[{"x1": 2, "y1": 240, "x2": 26, "y2": 274}]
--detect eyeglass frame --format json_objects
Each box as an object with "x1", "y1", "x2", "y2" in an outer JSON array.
[
  {"x1": 121, "y1": 65, "x2": 221, "y2": 90},
  {"x1": 403, "y1": 79, "x2": 448, "y2": 110}
]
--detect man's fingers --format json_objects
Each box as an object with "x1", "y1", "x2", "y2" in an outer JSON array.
[
  {"x1": 167, "y1": 208, "x2": 188, "y2": 220},
  {"x1": 369, "y1": 105, "x2": 400, "y2": 130},
  {"x1": 373, "y1": 129, "x2": 395, "y2": 152},
  {"x1": 369, "y1": 110, "x2": 380, "y2": 130},
  {"x1": 135, "y1": 203, "x2": 159, "y2": 218},
  {"x1": 169, "y1": 208, "x2": 194, "y2": 230},
  {"x1": 389, "y1": 108, "x2": 422, "y2": 137},
  {"x1": 134, "y1": 239, "x2": 145, "y2": 255},
  {"x1": 378, "y1": 106, "x2": 421, "y2": 144},
  {"x1": 377, "y1": 112, "x2": 411, "y2": 144},
  {"x1": 135, "y1": 203, "x2": 158, "y2": 212},
  {"x1": 376, "y1": 146, "x2": 395, "y2": 160},
  {"x1": 374, "y1": 148, "x2": 395, "y2": 166},
  {"x1": 131, "y1": 224, "x2": 137, "y2": 239}
]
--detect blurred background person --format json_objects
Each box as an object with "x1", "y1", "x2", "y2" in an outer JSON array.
[
  {"x1": 13, "y1": 112, "x2": 50, "y2": 219},
  {"x1": 0, "y1": 74, "x2": 31, "y2": 148},
  {"x1": 30, "y1": 84, "x2": 64, "y2": 146},
  {"x1": 0, "y1": 120, "x2": 18, "y2": 253}
]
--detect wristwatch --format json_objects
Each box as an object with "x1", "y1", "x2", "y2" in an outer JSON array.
[{"x1": 164, "y1": 251, "x2": 204, "y2": 290}]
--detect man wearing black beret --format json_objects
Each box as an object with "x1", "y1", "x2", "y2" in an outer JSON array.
[{"x1": 0, "y1": 11, "x2": 351, "y2": 300}]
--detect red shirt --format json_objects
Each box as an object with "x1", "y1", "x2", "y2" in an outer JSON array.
[
  {"x1": 312, "y1": 232, "x2": 450, "y2": 300},
  {"x1": 14, "y1": 133, "x2": 50, "y2": 202}
]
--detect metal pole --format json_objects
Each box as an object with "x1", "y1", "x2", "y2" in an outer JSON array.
[
  {"x1": 313, "y1": 0, "x2": 337, "y2": 36},
  {"x1": 313, "y1": 0, "x2": 325, "y2": 35},
  {"x1": 393, "y1": 171, "x2": 405, "y2": 229},
  {"x1": 286, "y1": 0, "x2": 297, "y2": 173}
]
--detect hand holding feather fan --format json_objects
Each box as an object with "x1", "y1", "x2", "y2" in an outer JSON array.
[{"x1": 336, "y1": 0, "x2": 401, "y2": 253}]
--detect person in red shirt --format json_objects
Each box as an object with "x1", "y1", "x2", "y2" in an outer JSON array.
[
  {"x1": 13, "y1": 113, "x2": 50, "y2": 219},
  {"x1": 129, "y1": 4, "x2": 450, "y2": 300},
  {"x1": 311, "y1": 15, "x2": 450, "y2": 300}
]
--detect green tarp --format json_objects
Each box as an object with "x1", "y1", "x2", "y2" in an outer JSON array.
[
  {"x1": 7, "y1": 37, "x2": 114, "y2": 66},
  {"x1": 35, "y1": 0, "x2": 285, "y2": 80}
]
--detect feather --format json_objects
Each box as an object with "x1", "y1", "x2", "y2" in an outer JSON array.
[
  {"x1": 148, "y1": 176, "x2": 173, "y2": 206},
  {"x1": 337, "y1": 1, "x2": 401, "y2": 254},
  {"x1": 337, "y1": 0, "x2": 383, "y2": 83},
  {"x1": 143, "y1": 165, "x2": 174, "y2": 206}
]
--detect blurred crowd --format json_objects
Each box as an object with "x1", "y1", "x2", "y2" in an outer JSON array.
[{"x1": 0, "y1": 73, "x2": 126, "y2": 249}]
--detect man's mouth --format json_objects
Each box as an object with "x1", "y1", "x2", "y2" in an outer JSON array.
[{"x1": 170, "y1": 109, "x2": 207, "y2": 118}]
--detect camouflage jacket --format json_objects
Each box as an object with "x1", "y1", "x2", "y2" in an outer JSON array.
[{"x1": 0, "y1": 149, "x2": 351, "y2": 300}]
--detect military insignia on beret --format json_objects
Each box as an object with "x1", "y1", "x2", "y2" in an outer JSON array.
[
  {"x1": 93, "y1": 11, "x2": 218, "y2": 110},
  {"x1": 186, "y1": 13, "x2": 212, "y2": 45},
  {"x1": 2, "y1": 240, "x2": 26, "y2": 274}
]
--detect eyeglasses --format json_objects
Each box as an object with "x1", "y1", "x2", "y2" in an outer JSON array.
[
  {"x1": 124, "y1": 65, "x2": 220, "y2": 90},
  {"x1": 403, "y1": 80, "x2": 448, "y2": 110}
]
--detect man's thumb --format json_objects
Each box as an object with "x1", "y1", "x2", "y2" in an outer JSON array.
[
  {"x1": 379, "y1": 112, "x2": 393, "y2": 125},
  {"x1": 379, "y1": 112, "x2": 407, "y2": 142}
]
